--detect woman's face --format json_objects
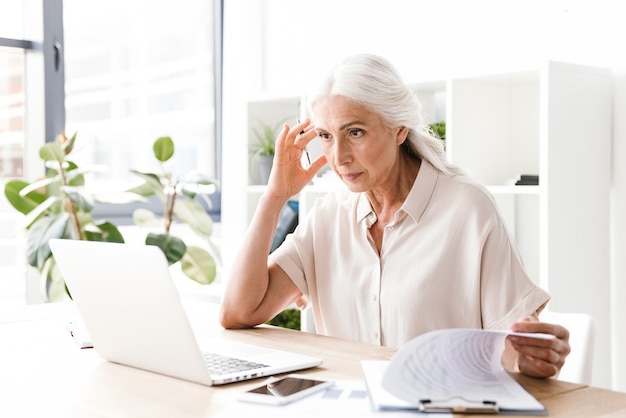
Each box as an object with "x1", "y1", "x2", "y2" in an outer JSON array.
[{"x1": 312, "y1": 95, "x2": 406, "y2": 193}]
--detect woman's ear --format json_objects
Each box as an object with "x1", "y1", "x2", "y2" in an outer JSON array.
[{"x1": 396, "y1": 126, "x2": 409, "y2": 145}]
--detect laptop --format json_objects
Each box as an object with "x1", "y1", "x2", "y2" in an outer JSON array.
[{"x1": 49, "y1": 238, "x2": 322, "y2": 386}]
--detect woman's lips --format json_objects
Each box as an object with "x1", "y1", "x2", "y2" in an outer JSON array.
[{"x1": 341, "y1": 172, "x2": 362, "y2": 182}]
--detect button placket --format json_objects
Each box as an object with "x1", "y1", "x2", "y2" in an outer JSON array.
[{"x1": 370, "y1": 261, "x2": 382, "y2": 345}]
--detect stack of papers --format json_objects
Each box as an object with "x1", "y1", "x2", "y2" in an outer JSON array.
[{"x1": 362, "y1": 329, "x2": 554, "y2": 415}]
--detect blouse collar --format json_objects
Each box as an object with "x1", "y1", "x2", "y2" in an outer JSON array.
[{"x1": 356, "y1": 159, "x2": 440, "y2": 225}]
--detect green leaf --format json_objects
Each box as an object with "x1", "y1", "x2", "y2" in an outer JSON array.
[
  {"x1": 132, "y1": 208, "x2": 163, "y2": 227},
  {"x1": 429, "y1": 121, "x2": 446, "y2": 140},
  {"x1": 19, "y1": 175, "x2": 61, "y2": 197},
  {"x1": 39, "y1": 142, "x2": 65, "y2": 162},
  {"x1": 22, "y1": 196, "x2": 60, "y2": 229},
  {"x1": 26, "y1": 213, "x2": 69, "y2": 268},
  {"x1": 64, "y1": 164, "x2": 88, "y2": 187},
  {"x1": 145, "y1": 233, "x2": 186, "y2": 265},
  {"x1": 129, "y1": 170, "x2": 166, "y2": 200},
  {"x1": 3, "y1": 180, "x2": 47, "y2": 215},
  {"x1": 62, "y1": 186, "x2": 95, "y2": 212},
  {"x1": 184, "y1": 170, "x2": 217, "y2": 186},
  {"x1": 153, "y1": 136, "x2": 175, "y2": 162},
  {"x1": 181, "y1": 246, "x2": 216, "y2": 285},
  {"x1": 126, "y1": 182, "x2": 158, "y2": 198},
  {"x1": 251, "y1": 126, "x2": 276, "y2": 156},
  {"x1": 182, "y1": 171, "x2": 218, "y2": 199},
  {"x1": 84, "y1": 220, "x2": 125, "y2": 243},
  {"x1": 130, "y1": 170, "x2": 163, "y2": 188},
  {"x1": 62, "y1": 132, "x2": 78, "y2": 156},
  {"x1": 173, "y1": 199, "x2": 213, "y2": 237},
  {"x1": 180, "y1": 184, "x2": 198, "y2": 199},
  {"x1": 44, "y1": 159, "x2": 64, "y2": 173},
  {"x1": 45, "y1": 160, "x2": 82, "y2": 180},
  {"x1": 95, "y1": 221, "x2": 125, "y2": 243},
  {"x1": 266, "y1": 308, "x2": 301, "y2": 330},
  {"x1": 41, "y1": 256, "x2": 67, "y2": 302},
  {"x1": 44, "y1": 177, "x2": 62, "y2": 201},
  {"x1": 180, "y1": 182, "x2": 217, "y2": 201}
]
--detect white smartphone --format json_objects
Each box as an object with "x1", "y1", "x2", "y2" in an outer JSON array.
[{"x1": 237, "y1": 374, "x2": 334, "y2": 405}]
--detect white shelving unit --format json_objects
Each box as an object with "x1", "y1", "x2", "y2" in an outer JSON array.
[
  {"x1": 414, "y1": 65, "x2": 612, "y2": 390},
  {"x1": 244, "y1": 62, "x2": 613, "y2": 382}
]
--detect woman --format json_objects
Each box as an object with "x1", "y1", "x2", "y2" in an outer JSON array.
[{"x1": 220, "y1": 53, "x2": 570, "y2": 378}]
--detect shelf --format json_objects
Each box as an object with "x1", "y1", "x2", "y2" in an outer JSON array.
[{"x1": 486, "y1": 185, "x2": 540, "y2": 195}]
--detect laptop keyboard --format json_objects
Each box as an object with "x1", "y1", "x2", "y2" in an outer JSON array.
[{"x1": 202, "y1": 352, "x2": 269, "y2": 376}]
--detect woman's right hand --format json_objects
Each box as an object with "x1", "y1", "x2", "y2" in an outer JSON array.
[
  {"x1": 220, "y1": 119, "x2": 324, "y2": 330},
  {"x1": 265, "y1": 118, "x2": 327, "y2": 200}
]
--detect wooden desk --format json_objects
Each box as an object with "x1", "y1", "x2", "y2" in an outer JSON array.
[{"x1": 0, "y1": 301, "x2": 624, "y2": 417}]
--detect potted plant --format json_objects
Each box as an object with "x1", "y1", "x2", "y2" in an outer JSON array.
[
  {"x1": 249, "y1": 118, "x2": 287, "y2": 184},
  {"x1": 3, "y1": 134, "x2": 220, "y2": 301},
  {"x1": 266, "y1": 308, "x2": 301, "y2": 330},
  {"x1": 429, "y1": 121, "x2": 446, "y2": 149},
  {"x1": 126, "y1": 136, "x2": 219, "y2": 286},
  {"x1": 3, "y1": 133, "x2": 125, "y2": 301}
]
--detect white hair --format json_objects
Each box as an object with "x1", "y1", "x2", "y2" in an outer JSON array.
[{"x1": 307, "y1": 53, "x2": 463, "y2": 176}]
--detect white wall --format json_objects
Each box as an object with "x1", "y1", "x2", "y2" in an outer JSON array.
[
  {"x1": 611, "y1": 69, "x2": 626, "y2": 392},
  {"x1": 222, "y1": 0, "x2": 626, "y2": 390}
]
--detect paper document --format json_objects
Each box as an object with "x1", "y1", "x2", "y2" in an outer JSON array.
[{"x1": 363, "y1": 329, "x2": 553, "y2": 415}]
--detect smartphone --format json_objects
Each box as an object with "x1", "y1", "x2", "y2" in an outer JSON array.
[{"x1": 237, "y1": 374, "x2": 333, "y2": 405}]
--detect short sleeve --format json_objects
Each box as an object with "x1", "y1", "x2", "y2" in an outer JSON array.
[{"x1": 480, "y1": 214, "x2": 551, "y2": 330}]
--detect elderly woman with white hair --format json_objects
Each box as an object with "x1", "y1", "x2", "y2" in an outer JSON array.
[{"x1": 220, "y1": 53, "x2": 570, "y2": 379}]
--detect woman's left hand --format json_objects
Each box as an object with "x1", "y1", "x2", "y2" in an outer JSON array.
[{"x1": 506, "y1": 316, "x2": 571, "y2": 378}]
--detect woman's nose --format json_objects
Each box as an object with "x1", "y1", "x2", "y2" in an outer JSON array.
[{"x1": 330, "y1": 139, "x2": 351, "y2": 166}]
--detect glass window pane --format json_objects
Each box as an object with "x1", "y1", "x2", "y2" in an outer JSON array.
[
  {"x1": 63, "y1": 0, "x2": 216, "y2": 191},
  {"x1": 0, "y1": 47, "x2": 25, "y2": 179},
  {"x1": 0, "y1": 1, "x2": 25, "y2": 39},
  {"x1": 0, "y1": 46, "x2": 26, "y2": 307}
]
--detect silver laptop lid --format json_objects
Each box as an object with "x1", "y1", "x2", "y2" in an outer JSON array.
[{"x1": 49, "y1": 238, "x2": 214, "y2": 385}]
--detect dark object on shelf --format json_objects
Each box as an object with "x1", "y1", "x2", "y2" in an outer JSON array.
[
  {"x1": 270, "y1": 200, "x2": 299, "y2": 253},
  {"x1": 515, "y1": 174, "x2": 539, "y2": 186}
]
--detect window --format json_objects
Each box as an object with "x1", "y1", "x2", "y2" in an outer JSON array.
[
  {"x1": 0, "y1": 0, "x2": 222, "y2": 305},
  {"x1": 0, "y1": 1, "x2": 27, "y2": 179},
  {"x1": 0, "y1": 48, "x2": 25, "y2": 179},
  {"x1": 0, "y1": 0, "x2": 41, "y2": 306},
  {"x1": 63, "y1": 0, "x2": 221, "y2": 221}
]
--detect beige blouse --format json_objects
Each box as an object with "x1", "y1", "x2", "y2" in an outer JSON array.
[{"x1": 270, "y1": 160, "x2": 550, "y2": 348}]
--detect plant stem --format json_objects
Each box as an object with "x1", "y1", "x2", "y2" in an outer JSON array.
[
  {"x1": 58, "y1": 162, "x2": 83, "y2": 240},
  {"x1": 164, "y1": 183, "x2": 177, "y2": 234}
]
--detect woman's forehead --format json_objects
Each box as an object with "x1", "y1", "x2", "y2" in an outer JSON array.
[{"x1": 312, "y1": 95, "x2": 380, "y2": 127}]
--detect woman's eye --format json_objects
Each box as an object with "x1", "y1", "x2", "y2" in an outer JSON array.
[
  {"x1": 349, "y1": 129, "x2": 364, "y2": 138},
  {"x1": 318, "y1": 132, "x2": 331, "y2": 142}
]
